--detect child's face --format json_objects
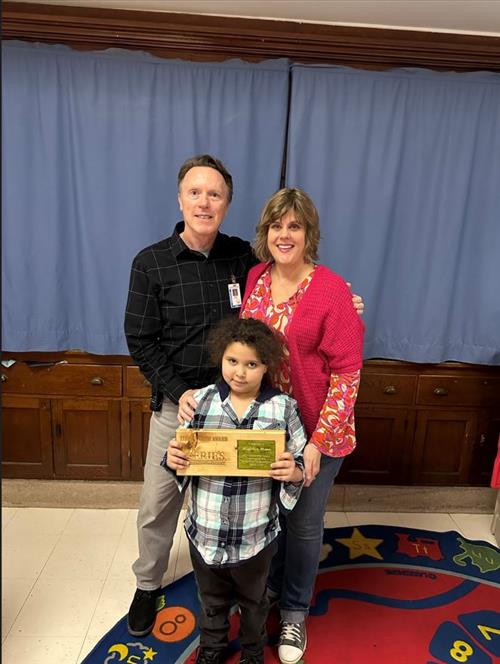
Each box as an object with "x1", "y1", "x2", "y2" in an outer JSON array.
[{"x1": 222, "y1": 341, "x2": 267, "y2": 400}]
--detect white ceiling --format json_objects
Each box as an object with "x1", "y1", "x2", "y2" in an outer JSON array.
[{"x1": 8, "y1": 0, "x2": 500, "y2": 36}]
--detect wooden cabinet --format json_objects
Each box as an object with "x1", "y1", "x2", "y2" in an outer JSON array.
[
  {"x1": 2, "y1": 361, "x2": 122, "y2": 397},
  {"x1": 125, "y1": 366, "x2": 152, "y2": 479},
  {"x1": 339, "y1": 406, "x2": 414, "y2": 484},
  {"x1": 467, "y1": 410, "x2": 500, "y2": 486},
  {"x1": 411, "y1": 409, "x2": 477, "y2": 485},
  {"x1": 2, "y1": 354, "x2": 499, "y2": 485},
  {"x1": 416, "y1": 375, "x2": 500, "y2": 407},
  {"x1": 339, "y1": 372, "x2": 416, "y2": 484},
  {"x1": 356, "y1": 372, "x2": 418, "y2": 406},
  {"x1": 338, "y1": 361, "x2": 500, "y2": 486},
  {"x1": 2, "y1": 395, "x2": 53, "y2": 478},
  {"x1": 338, "y1": 405, "x2": 413, "y2": 484},
  {"x1": 128, "y1": 400, "x2": 151, "y2": 479},
  {"x1": 52, "y1": 398, "x2": 122, "y2": 479},
  {"x1": 411, "y1": 372, "x2": 500, "y2": 485},
  {"x1": 2, "y1": 359, "x2": 123, "y2": 479}
]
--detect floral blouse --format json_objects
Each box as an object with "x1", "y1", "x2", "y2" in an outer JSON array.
[{"x1": 241, "y1": 265, "x2": 360, "y2": 457}]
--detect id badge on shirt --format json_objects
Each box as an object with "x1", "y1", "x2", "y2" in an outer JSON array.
[{"x1": 228, "y1": 282, "x2": 242, "y2": 309}]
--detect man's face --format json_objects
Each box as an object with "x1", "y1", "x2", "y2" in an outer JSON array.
[{"x1": 178, "y1": 166, "x2": 230, "y2": 247}]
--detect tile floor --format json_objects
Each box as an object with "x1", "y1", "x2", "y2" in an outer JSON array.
[{"x1": 2, "y1": 507, "x2": 497, "y2": 664}]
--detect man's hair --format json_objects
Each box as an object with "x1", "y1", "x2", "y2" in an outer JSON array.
[
  {"x1": 177, "y1": 154, "x2": 233, "y2": 202},
  {"x1": 207, "y1": 316, "x2": 283, "y2": 376},
  {"x1": 253, "y1": 187, "x2": 320, "y2": 263}
]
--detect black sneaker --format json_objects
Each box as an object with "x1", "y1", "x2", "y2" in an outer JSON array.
[
  {"x1": 278, "y1": 621, "x2": 307, "y2": 664},
  {"x1": 126, "y1": 588, "x2": 160, "y2": 636},
  {"x1": 195, "y1": 648, "x2": 226, "y2": 664},
  {"x1": 240, "y1": 650, "x2": 264, "y2": 664}
]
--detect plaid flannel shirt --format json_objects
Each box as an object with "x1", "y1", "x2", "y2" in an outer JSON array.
[
  {"x1": 165, "y1": 380, "x2": 307, "y2": 567},
  {"x1": 124, "y1": 223, "x2": 257, "y2": 404}
]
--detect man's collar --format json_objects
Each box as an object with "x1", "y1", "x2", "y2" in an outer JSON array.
[
  {"x1": 216, "y1": 379, "x2": 281, "y2": 403},
  {"x1": 170, "y1": 222, "x2": 189, "y2": 258},
  {"x1": 171, "y1": 221, "x2": 223, "y2": 259}
]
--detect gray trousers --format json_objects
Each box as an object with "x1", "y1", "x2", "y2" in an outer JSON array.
[{"x1": 132, "y1": 399, "x2": 185, "y2": 590}]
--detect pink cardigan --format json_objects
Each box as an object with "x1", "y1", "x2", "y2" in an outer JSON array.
[{"x1": 242, "y1": 263, "x2": 364, "y2": 438}]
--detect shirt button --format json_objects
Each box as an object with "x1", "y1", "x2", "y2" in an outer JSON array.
[{"x1": 220, "y1": 542, "x2": 226, "y2": 547}]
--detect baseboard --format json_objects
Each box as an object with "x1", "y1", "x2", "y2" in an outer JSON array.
[
  {"x1": 2, "y1": 479, "x2": 497, "y2": 513},
  {"x1": 2, "y1": 479, "x2": 144, "y2": 509},
  {"x1": 327, "y1": 484, "x2": 497, "y2": 513}
]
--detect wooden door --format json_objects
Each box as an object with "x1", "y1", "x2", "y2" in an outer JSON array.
[
  {"x1": 52, "y1": 398, "x2": 121, "y2": 479},
  {"x1": 2, "y1": 395, "x2": 53, "y2": 478},
  {"x1": 338, "y1": 406, "x2": 413, "y2": 484},
  {"x1": 468, "y1": 410, "x2": 500, "y2": 485},
  {"x1": 411, "y1": 409, "x2": 477, "y2": 484}
]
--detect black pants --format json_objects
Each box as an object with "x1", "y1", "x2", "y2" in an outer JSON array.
[{"x1": 189, "y1": 540, "x2": 278, "y2": 654}]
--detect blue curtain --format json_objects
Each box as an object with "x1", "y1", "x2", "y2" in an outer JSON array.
[
  {"x1": 2, "y1": 41, "x2": 289, "y2": 354},
  {"x1": 286, "y1": 65, "x2": 500, "y2": 365},
  {"x1": 4, "y1": 44, "x2": 500, "y2": 365}
]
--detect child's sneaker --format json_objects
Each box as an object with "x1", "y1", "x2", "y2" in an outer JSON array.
[{"x1": 278, "y1": 621, "x2": 307, "y2": 664}]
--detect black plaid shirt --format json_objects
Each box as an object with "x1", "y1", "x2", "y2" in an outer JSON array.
[{"x1": 124, "y1": 222, "x2": 257, "y2": 403}]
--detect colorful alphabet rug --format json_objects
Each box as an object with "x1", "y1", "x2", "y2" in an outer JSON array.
[{"x1": 81, "y1": 525, "x2": 500, "y2": 664}]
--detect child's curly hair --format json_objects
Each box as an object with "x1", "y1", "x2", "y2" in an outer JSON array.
[{"x1": 207, "y1": 316, "x2": 284, "y2": 376}]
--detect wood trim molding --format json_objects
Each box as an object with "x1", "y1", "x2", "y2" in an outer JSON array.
[{"x1": 3, "y1": 2, "x2": 500, "y2": 71}]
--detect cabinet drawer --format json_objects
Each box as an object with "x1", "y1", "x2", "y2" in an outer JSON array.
[
  {"x1": 1, "y1": 362, "x2": 122, "y2": 397},
  {"x1": 125, "y1": 366, "x2": 151, "y2": 398},
  {"x1": 357, "y1": 373, "x2": 417, "y2": 405},
  {"x1": 417, "y1": 376, "x2": 500, "y2": 407}
]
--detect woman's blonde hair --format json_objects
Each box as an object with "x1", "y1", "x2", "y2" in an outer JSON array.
[{"x1": 253, "y1": 188, "x2": 320, "y2": 263}]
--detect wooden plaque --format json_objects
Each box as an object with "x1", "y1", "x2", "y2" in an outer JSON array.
[{"x1": 175, "y1": 428, "x2": 286, "y2": 477}]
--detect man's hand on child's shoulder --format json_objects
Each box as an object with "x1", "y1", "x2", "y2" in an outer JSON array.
[{"x1": 177, "y1": 389, "x2": 198, "y2": 424}]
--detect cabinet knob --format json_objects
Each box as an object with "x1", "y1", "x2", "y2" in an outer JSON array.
[
  {"x1": 90, "y1": 376, "x2": 104, "y2": 386},
  {"x1": 383, "y1": 385, "x2": 397, "y2": 395},
  {"x1": 143, "y1": 379, "x2": 150, "y2": 386},
  {"x1": 1, "y1": 373, "x2": 7, "y2": 383},
  {"x1": 433, "y1": 387, "x2": 449, "y2": 396}
]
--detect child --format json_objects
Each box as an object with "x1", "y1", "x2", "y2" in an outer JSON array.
[{"x1": 164, "y1": 317, "x2": 307, "y2": 664}]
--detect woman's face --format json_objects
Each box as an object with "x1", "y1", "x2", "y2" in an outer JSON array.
[{"x1": 267, "y1": 210, "x2": 307, "y2": 268}]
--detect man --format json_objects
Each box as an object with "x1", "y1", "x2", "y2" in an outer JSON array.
[{"x1": 124, "y1": 154, "x2": 364, "y2": 641}]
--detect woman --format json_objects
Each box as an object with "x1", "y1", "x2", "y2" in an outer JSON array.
[{"x1": 240, "y1": 187, "x2": 364, "y2": 664}]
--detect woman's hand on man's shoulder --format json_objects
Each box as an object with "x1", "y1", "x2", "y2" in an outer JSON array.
[{"x1": 346, "y1": 282, "x2": 364, "y2": 316}]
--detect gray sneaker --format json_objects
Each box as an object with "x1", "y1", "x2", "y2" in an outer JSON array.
[{"x1": 278, "y1": 621, "x2": 307, "y2": 664}]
